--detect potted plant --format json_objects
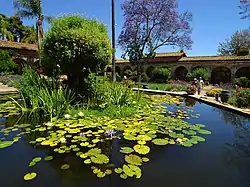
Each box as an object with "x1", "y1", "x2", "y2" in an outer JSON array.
[{"x1": 186, "y1": 85, "x2": 197, "y2": 95}]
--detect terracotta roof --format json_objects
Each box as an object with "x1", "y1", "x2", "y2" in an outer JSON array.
[
  {"x1": 116, "y1": 52, "x2": 186, "y2": 64},
  {"x1": 0, "y1": 40, "x2": 38, "y2": 51},
  {"x1": 179, "y1": 55, "x2": 250, "y2": 62}
]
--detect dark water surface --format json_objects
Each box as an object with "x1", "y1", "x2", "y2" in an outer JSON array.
[{"x1": 1, "y1": 100, "x2": 250, "y2": 187}]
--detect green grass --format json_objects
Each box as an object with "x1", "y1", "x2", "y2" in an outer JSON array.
[{"x1": 147, "y1": 83, "x2": 187, "y2": 92}]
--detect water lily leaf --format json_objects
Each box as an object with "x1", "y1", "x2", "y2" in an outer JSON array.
[
  {"x1": 114, "y1": 168, "x2": 123, "y2": 174},
  {"x1": 146, "y1": 132, "x2": 157, "y2": 139},
  {"x1": 133, "y1": 145, "x2": 150, "y2": 155},
  {"x1": 87, "y1": 148, "x2": 101, "y2": 156},
  {"x1": 92, "y1": 139, "x2": 100, "y2": 144},
  {"x1": 61, "y1": 164, "x2": 70, "y2": 170},
  {"x1": 128, "y1": 164, "x2": 142, "y2": 178},
  {"x1": 137, "y1": 140, "x2": 146, "y2": 145},
  {"x1": 180, "y1": 141, "x2": 193, "y2": 147},
  {"x1": 142, "y1": 157, "x2": 149, "y2": 162},
  {"x1": 182, "y1": 130, "x2": 196, "y2": 136},
  {"x1": 147, "y1": 124, "x2": 158, "y2": 130},
  {"x1": 120, "y1": 173, "x2": 128, "y2": 179},
  {"x1": 58, "y1": 149, "x2": 65, "y2": 154},
  {"x1": 152, "y1": 138, "x2": 168, "y2": 145},
  {"x1": 68, "y1": 129, "x2": 80, "y2": 134},
  {"x1": 97, "y1": 172, "x2": 105, "y2": 178},
  {"x1": 90, "y1": 154, "x2": 109, "y2": 164},
  {"x1": 123, "y1": 134, "x2": 136, "y2": 141},
  {"x1": 88, "y1": 144, "x2": 96, "y2": 148},
  {"x1": 198, "y1": 129, "x2": 211, "y2": 135},
  {"x1": 76, "y1": 152, "x2": 83, "y2": 156},
  {"x1": 38, "y1": 127, "x2": 46, "y2": 131},
  {"x1": 123, "y1": 164, "x2": 134, "y2": 177},
  {"x1": 80, "y1": 142, "x2": 89, "y2": 146},
  {"x1": 84, "y1": 159, "x2": 91, "y2": 164},
  {"x1": 24, "y1": 173, "x2": 37, "y2": 181},
  {"x1": 72, "y1": 148, "x2": 80, "y2": 152},
  {"x1": 137, "y1": 135, "x2": 151, "y2": 141},
  {"x1": 105, "y1": 169, "x2": 112, "y2": 175},
  {"x1": 41, "y1": 140, "x2": 51, "y2": 146},
  {"x1": 93, "y1": 168, "x2": 101, "y2": 174},
  {"x1": 80, "y1": 153, "x2": 88, "y2": 158},
  {"x1": 125, "y1": 154, "x2": 142, "y2": 166},
  {"x1": 196, "y1": 124, "x2": 205, "y2": 128},
  {"x1": 120, "y1": 147, "x2": 134, "y2": 154},
  {"x1": 32, "y1": 157, "x2": 42, "y2": 163},
  {"x1": 29, "y1": 161, "x2": 36, "y2": 167},
  {"x1": 44, "y1": 156, "x2": 53, "y2": 161},
  {"x1": 0, "y1": 141, "x2": 13, "y2": 148},
  {"x1": 191, "y1": 136, "x2": 205, "y2": 142}
]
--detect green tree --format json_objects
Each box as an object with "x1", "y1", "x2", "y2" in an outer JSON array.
[
  {"x1": 0, "y1": 50, "x2": 18, "y2": 74},
  {"x1": 21, "y1": 26, "x2": 36, "y2": 43},
  {"x1": 0, "y1": 15, "x2": 14, "y2": 41},
  {"x1": 190, "y1": 67, "x2": 209, "y2": 80},
  {"x1": 152, "y1": 67, "x2": 171, "y2": 82},
  {"x1": 217, "y1": 30, "x2": 250, "y2": 56},
  {"x1": 41, "y1": 15, "x2": 112, "y2": 94},
  {"x1": 8, "y1": 16, "x2": 24, "y2": 42}
]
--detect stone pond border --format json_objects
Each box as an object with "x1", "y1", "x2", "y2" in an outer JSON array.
[{"x1": 133, "y1": 88, "x2": 250, "y2": 118}]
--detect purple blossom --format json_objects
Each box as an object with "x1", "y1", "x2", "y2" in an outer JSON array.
[
  {"x1": 79, "y1": 132, "x2": 85, "y2": 137},
  {"x1": 106, "y1": 129, "x2": 115, "y2": 137},
  {"x1": 118, "y1": 0, "x2": 193, "y2": 60}
]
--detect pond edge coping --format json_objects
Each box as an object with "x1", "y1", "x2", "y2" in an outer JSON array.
[{"x1": 133, "y1": 88, "x2": 250, "y2": 118}]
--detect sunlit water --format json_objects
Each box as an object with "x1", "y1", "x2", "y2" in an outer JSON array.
[{"x1": 1, "y1": 99, "x2": 250, "y2": 187}]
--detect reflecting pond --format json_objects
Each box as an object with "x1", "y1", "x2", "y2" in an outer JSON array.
[{"x1": 1, "y1": 98, "x2": 250, "y2": 187}]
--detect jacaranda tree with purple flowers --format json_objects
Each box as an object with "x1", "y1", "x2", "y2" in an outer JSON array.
[{"x1": 118, "y1": 0, "x2": 193, "y2": 85}]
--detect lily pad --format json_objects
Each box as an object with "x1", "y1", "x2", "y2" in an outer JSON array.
[
  {"x1": 84, "y1": 159, "x2": 91, "y2": 164},
  {"x1": 44, "y1": 156, "x2": 53, "y2": 161},
  {"x1": 142, "y1": 157, "x2": 149, "y2": 162},
  {"x1": 123, "y1": 134, "x2": 136, "y2": 141},
  {"x1": 24, "y1": 173, "x2": 37, "y2": 181},
  {"x1": 198, "y1": 129, "x2": 211, "y2": 135},
  {"x1": 29, "y1": 161, "x2": 37, "y2": 167},
  {"x1": 152, "y1": 138, "x2": 168, "y2": 145},
  {"x1": 97, "y1": 172, "x2": 105, "y2": 178},
  {"x1": 133, "y1": 144, "x2": 150, "y2": 155},
  {"x1": 105, "y1": 169, "x2": 112, "y2": 175},
  {"x1": 123, "y1": 164, "x2": 134, "y2": 177},
  {"x1": 125, "y1": 154, "x2": 142, "y2": 166},
  {"x1": 60, "y1": 164, "x2": 70, "y2": 170},
  {"x1": 32, "y1": 157, "x2": 42, "y2": 163},
  {"x1": 114, "y1": 168, "x2": 123, "y2": 174},
  {"x1": 0, "y1": 141, "x2": 13, "y2": 148},
  {"x1": 120, "y1": 147, "x2": 134, "y2": 154},
  {"x1": 90, "y1": 154, "x2": 109, "y2": 164},
  {"x1": 120, "y1": 173, "x2": 128, "y2": 179}
]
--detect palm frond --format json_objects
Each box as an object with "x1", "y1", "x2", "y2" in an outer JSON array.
[
  {"x1": 15, "y1": 10, "x2": 36, "y2": 19},
  {"x1": 44, "y1": 16, "x2": 54, "y2": 24}
]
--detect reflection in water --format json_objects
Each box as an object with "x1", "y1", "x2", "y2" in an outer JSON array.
[{"x1": 214, "y1": 108, "x2": 250, "y2": 181}]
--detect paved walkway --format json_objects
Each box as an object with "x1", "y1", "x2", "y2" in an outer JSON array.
[{"x1": 0, "y1": 83, "x2": 18, "y2": 94}]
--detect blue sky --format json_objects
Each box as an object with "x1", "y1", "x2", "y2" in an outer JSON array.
[{"x1": 1, "y1": 0, "x2": 249, "y2": 57}]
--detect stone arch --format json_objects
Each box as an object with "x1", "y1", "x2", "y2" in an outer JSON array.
[
  {"x1": 174, "y1": 66, "x2": 188, "y2": 80},
  {"x1": 115, "y1": 66, "x2": 121, "y2": 75},
  {"x1": 191, "y1": 66, "x2": 203, "y2": 71},
  {"x1": 235, "y1": 67, "x2": 250, "y2": 79},
  {"x1": 106, "y1": 66, "x2": 112, "y2": 72},
  {"x1": 211, "y1": 66, "x2": 231, "y2": 84},
  {"x1": 145, "y1": 66, "x2": 155, "y2": 78},
  {"x1": 123, "y1": 66, "x2": 133, "y2": 76},
  {"x1": 12, "y1": 58, "x2": 26, "y2": 74}
]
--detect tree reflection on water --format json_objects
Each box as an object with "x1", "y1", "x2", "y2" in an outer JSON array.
[{"x1": 213, "y1": 108, "x2": 250, "y2": 176}]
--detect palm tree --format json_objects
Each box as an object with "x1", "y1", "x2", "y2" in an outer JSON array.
[
  {"x1": 13, "y1": 0, "x2": 52, "y2": 66},
  {"x1": 0, "y1": 15, "x2": 14, "y2": 41}
]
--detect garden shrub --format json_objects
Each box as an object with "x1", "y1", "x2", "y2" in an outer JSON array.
[
  {"x1": 152, "y1": 67, "x2": 171, "y2": 82},
  {"x1": 190, "y1": 67, "x2": 209, "y2": 80},
  {"x1": 234, "y1": 77, "x2": 249, "y2": 88},
  {"x1": 206, "y1": 88, "x2": 223, "y2": 97},
  {"x1": 14, "y1": 66, "x2": 75, "y2": 119},
  {"x1": 0, "y1": 50, "x2": 18, "y2": 74},
  {"x1": 41, "y1": 15, "x2": 112, "y2": 94},
  {"x1": 87, "y1": 74, "x2": 136, "y2": 109},
  {"x1": 234, "y1": 88, "x2": 250, "y2": 108}
]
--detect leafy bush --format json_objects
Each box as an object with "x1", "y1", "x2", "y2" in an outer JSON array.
[
  {"x1": 190, "y1": 68, "x2": 209, "y2": 80},
  {"x1": 152, "y1": 67, "x2": 171, "y2": 82},
  {"x1": 87, "y1": 74, "x2": 136, "y2": 109},
  {"x1": 233, "y1": 88, "x2": 250, "y2": 108},
  {"x1": 14, "y1": 67, "x2": 75, "y2": 119},
  {"x1": 0, "y1": 50, "x2": 18, "y2": 74},
  {"x1": 234, "y1": 77, "x2": 249, "y2": 88},
  {"x1": 41, "y1": 15, "x2": 112, "y2": 94},
  {"x1": 206, "y1": 88, "x2": 223, "y2": 97}
]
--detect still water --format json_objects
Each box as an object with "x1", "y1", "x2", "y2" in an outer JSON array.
[{"x1": 1, "y1": 99, "x2": 250, "y2": 187}]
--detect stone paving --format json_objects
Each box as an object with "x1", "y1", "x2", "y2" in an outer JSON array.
[{"x1": 0, "y1": 83, "x2": 18, "y2": 94}]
